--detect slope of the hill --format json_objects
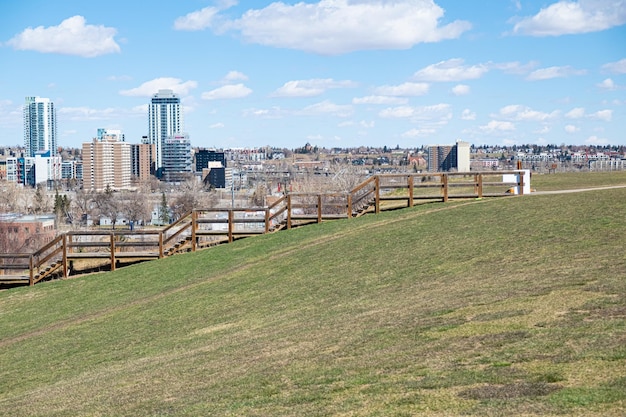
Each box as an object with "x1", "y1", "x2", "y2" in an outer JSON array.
[{"x1": 0, "y1": 188, "x2": 625, "y2": 416}]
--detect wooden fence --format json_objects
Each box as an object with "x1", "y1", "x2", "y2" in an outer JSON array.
[{"x1": 0, "y1": 171, "x2": 527, "y2": 286}]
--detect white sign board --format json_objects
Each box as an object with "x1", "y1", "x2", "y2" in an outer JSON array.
[{"x1": 503, "y1": 170, "x2": 531, "y2": 195}]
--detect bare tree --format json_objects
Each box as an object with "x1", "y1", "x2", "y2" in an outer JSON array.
[
  {"x1": 169, "y1": 178, "x2": 204, "y2": 218},
  {"x1": 72, "y1": 189, "x2": 93, "y2": 226},
  {"x1": 121, "y1": 190, "x2": 151, "y2": 228},
  {"x1": 0, "y1": 185, "x2": 35, "y2": 215}
]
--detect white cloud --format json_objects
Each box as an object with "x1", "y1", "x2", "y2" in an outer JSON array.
[
  {"x1": 298, "y1": 100, "x2": 353, "y2": 117},
  {"x1": 107, "y1": 75, "x2": 133, "y2": 82},
  {"x1": 602, "y1": 58, "x2": 626, "y2": 74},
  {"x1": 352, "y1": 96, "x2": 408, "y2": 105},
  {"x1": 210, "y1": 122, "x2": 225, "y2": 128},
  {"x1": 272, "y1": 79, "x2": 357, "y2": 97},
  {"x1": 373, "y1": 82, "x2": 429, "y2": 96},
  {"x1": 413, "y1": 58, "x2": 489, "y2": 82},
  {"x1": 494, "y1": 60, "x2": 539, "y2": 75},
  {"x1": 590, "y1": 109, "x2": 612, "y2": 121},
  {"x1": 202, "y1": 84, "x2": 252, "y2": 100},
  {"x1": 512, "y1": 0, "x2": 626, "y2": 36},
  {"x1": 451, "y1": 84, "x2": 470, "y2": 96},
  {"x1": 222, "y1": 71, "x2": 248, "y2": 83},
  {"x1": 564, "y1": 124, "x2": 580, "y2": 133},
  {"x1": 526, "y1": 66, "x2": 586, "y2": 81},
  {"x1": 495, "y1": 104, "x2": 559, "y2": 121},
  {"x1": 461, "y1": 109, "x2": 476, "y2": 120},
  {"x1": 401, "y1": 128, "x2": 437, "y2": 138},
  {"x1": 120, "y1": 78, "x2": 198, "y2": 97},
  {"x1": 480, "y1": 120, "x2": 516, "y2": 132},
  {"x1": 586, "y1": 135, "x2": 609, "y2": 145},
  {"x1": 565, "y1": 107, "x2": 585, "y2": 119},
  {"x1": 379, "y1": 103, "x2": 451, "y2": 120},
  {"x1": 379, "y1": 104, "x2": 452, "y2": 132},
  {"x1": 173, "y1": 0, "x2": 238, "y2": 31},
  {"x1": 597, "y1": 78, "x2": 616, "y2": 90},
  {"x1": 243, "y1": 107, "x2": 286, "y2": 119},
  {"x1": 193, "y1": 0, "x2": 471, "y2": 55},
  {"x1": 6, "y1": 15, "x2": 120, "y2": 57},
  {"x1": 564, "y1": 107, "x2": 612, "y2": 122},
  {"x1": 174, "y1": 7, "x2": 220, "y2": 31}
]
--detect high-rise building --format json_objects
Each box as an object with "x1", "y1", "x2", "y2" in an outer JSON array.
[
  {"x1": 427, "y1": 140, "x2": 471, "y2": 172},
  {"x1": 130, "y1": 143, "x2": 155, "y2": 182},
  {"x1": 148, "y1": 89, "x2": 182, "y2": 176},
  {"x1": 82, "y1": 135, "x2": 131, "y2": 191},
  {"x1": 162, "y1": 134, "x2": 192, "y2": 183},
  {"x1": 24, "y1": 96, "x2": 57, "y2": 158}
]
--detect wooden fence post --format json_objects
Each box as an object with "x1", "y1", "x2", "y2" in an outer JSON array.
[
  {"x1": 159, "y1": 232, "x2": 164, "y2": 259},
  {"x1": 477, "y1": 174, "x2": 483, "y2": 198},
  {"x1": 191, "y1": 210, "x2": 197, "y2": 252},
  {"x1": 228, "y1": 210, "x2": 234, "y2": 243},
  {"x1": 62, "y1": 234, "x2": 68, "y2": 277},
  {"x1": 375, "y1": 176, "x2": 381, "y2": 214},
  {"x1": 29, "y1": 254, "x2": 34, "y2": 286},
  {"x1": 317, "y1": 194, "x2": 322, "y2": 223},
  {"x1": 408, "y1": 175, "x2": 414, "y2": 208},
  {"x1": 264, "y1": 209, "x2": 270, "y2": 233},
  {"x1": 442, "y1": 174, "x2": 449, "y2": 202},
  {"x1": 287, "y1": 195, "x2": 292, "y2": 229},
  {"x1": 110, "y1": 233, "x2": 116, "y2": 271},
  {"x1": 518, "y1": 171, "x2": 525, "y2": 195},
  {"x1": 347, "y1": 193, "x2": 353, "y2": 218}
]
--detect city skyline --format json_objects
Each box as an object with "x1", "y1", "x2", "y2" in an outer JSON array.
[{"x1": 0, "y1": 1, "x2": 625, "y2": 150}]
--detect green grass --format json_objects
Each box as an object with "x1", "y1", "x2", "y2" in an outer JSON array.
[
  {"x1": 0, "y1": 174, "x2": 625, "y2": 416},
  {"x1": 530, "y1": 170, "x2": 626, "y2": 191}
]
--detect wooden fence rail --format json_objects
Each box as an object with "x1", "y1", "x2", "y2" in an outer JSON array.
[{"x1": 0, "y1": 171, "x2": 528, "y2": 286}]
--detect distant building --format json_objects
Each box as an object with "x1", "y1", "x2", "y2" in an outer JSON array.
[
  {"x1": 196, "y1": 149, "x2": 226, "y2": 171},
  {"x1": 162, "y1": 134, "x2": 192, "y2": 183},
  {"x1": 0, "y1": 213, "x2": 56, "y2": 253},
  {"x1": 196, "y1": 149, "x2": 226, "y2": 189},
  {"x1": 24, "y1": 96, "x2": 57, "y2": 158},
  {"x1": 97, "y1": 128, "x2": 125, "y2": 142},
  {"x1": 131, "y1": 143, "x2": 155, "y2": 181},
  {"x1": 427, "y1": 141, "x2": 470, "y2": 172},
  {"x1": 3, "y1": 151, "x2": 61, "y2": 187},
  {"x1": 148, "y1": 89, "x2": 183, "y2": 176},
  {"x1": 82, "y1": 135, "x2": 132, "y2": 191}
]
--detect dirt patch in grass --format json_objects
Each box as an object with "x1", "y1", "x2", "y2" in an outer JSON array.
[
  {"x1": 473, "y1": 330, "x2": 530, "y2": 348},
  {"x1": 459, "y1": 381, "x2": 562, "y2": 400}
]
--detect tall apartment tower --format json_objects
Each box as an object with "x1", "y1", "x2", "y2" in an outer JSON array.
[
  {"x1": 24, "y1": 96, "x2": 57, "y2": 157},
  {"x1": 130, "y1": 143, "x2": 155, "y2": 182},
  {"x1": 82, "y1": 135, "x2": 131, "y2": 191},
  {"x1": 427, "y1": 140, "x2": 471, "y2": 172},
  {"x1": 147, "y1": 89, "x2": 182, "y2": 177}
]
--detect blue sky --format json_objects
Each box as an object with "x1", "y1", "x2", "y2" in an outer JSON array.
[{"x1": 0, "y1": 0, "x2": 625, "y2": 150}]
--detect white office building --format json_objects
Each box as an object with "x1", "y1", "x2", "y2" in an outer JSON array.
[
  {"x1": 147, "y1": 89, "x2": 183, "y2": 176},
  {"x1": 24, "y1": 96, "x2": 57, "y2": 158}
]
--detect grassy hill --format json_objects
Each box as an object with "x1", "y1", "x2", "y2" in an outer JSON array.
[{"x1": 1, "y1": 174, "x2": 625, "y2": 416}]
